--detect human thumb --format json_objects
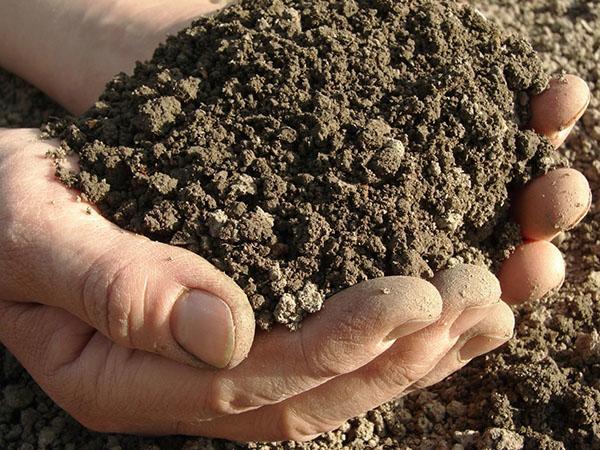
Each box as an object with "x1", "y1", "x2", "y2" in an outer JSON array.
[{"x1": 0, "y1": 129, "x2": 255, "y2": 368}]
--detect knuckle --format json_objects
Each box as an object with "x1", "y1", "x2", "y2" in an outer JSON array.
[
  {"x1": 0, "y1": 214, "x2": 39, "y2": 299},
  {"x1": 369, "y1": 359, "x2": 424, "y2": 395},
  {"x1": 204, "y1": 375, "x2": 262, "y2": 417},
  {"x1": 204, "y1": 377, "x2": 238, "y2": 417},
  {"x1": 80, "y1": 256, "x2": 139, "y2": 346},
  {"x1": 0, "y1": 151, "x2": 37, "y2": 222},
  {"x1": 0, "y1": 187, "x2": 32, "y2": 263},
  {"x1": 304, "y1": 352, "x2": 346, "y2": 379},
  {"x1": 54, "y1": 366, "x2": 135, "y2": 435},
  {"x1": 275, "y1": 406, "x2": 326, "y2": 442},
  {"x1": 299, "y1": 331, "x2": 349, "y2": 379},
  {"x1": 0, "y1": 146, "x2": 60, "y2": 296},
  {"x1": 301, "y1": 301, "x2": 386, "y2": 379},
  {"x1": 301, "y1": 299, "x2": 397, "y2": 380},
  {"x1": 48, "y1": 382, "x2": 110, "y2": 433},
  {"x1": 0, "y1": 218, "x2": 28, "y2": 257}
]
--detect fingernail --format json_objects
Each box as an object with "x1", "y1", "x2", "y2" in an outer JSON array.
[
  {"x1": 458, "y1": 334, "x2": 510, "y2": 363},
  {"x1": 450, "y1": 302, "x2": 499, "y2": 337},
  {"x1": 172, "y1": 290, "x2": 235, "y2": 368},
  {"x1": 385, "y1": 317, "x2": 439, "y2": 341}
]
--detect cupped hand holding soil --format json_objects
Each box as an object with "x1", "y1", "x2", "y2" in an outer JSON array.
[
  {"x1": 47, "y1": 0, "x2": 593, "y2": 333},
  {"x1": 0, "y1": 0, "x2": 593, "y2": 442},
  {"x1": 0, "y1": 92, "x2": 589, "y2": 438}
]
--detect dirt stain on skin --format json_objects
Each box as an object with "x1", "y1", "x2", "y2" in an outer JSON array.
[{"x1": 50, "y1": 0, "x2": 557, "y2": 331}]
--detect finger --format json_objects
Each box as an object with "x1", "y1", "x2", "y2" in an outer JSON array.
[
  {"x1": 203, "y1": 276, "x2": 442, "y2": 416},
  {"x1": 498, "y1": 240, "x2": 565, "y2": 305},
  {"x1": 406, "y1": 301, "x2": 514, "y2": 393},
  {"x1": 0, "y1": 128, "x2": 254, "y2": 369},
  {"x1": 0, "y1": 130, "x2": 444, "y2": 431},
  {"x1": 191, "y1": 265, "x2": 502, "y2": 442},
  {"x1": 430, "y1": 263, "x2": 503, "y2": 336},
  {"x1": 529, "y1": 74, "x2": 590, "y2": 148},
  {"x1": 0, "y1": 301, "x2": 134, "y2": 433},
  {"x1": 0, "y1": 280, "x2": 442, "y2": 432},
  {"x1": 0, "y1": 265, "x2": 485, "y2": 438},
  {"x1": 514, "y1": 168, "x2": 592, "y2": 241},
  {"x1": 92, "y1": 277, "x2": 441, "y2": 424},
  {"x1": 0, "y1": 301, "x2": 96, "y2": 392}
]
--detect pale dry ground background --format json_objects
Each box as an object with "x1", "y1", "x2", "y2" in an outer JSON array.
[{"x1": 1, "y1": 1, "x2": 598, "y2": 449}]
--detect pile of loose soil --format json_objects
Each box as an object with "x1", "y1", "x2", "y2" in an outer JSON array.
[
  {"x1": 1, "y1": 0, "x2": 599, "y2": 449},
  {"x1": 49, "y1": 0, "x2": 556, "y2": 330}
]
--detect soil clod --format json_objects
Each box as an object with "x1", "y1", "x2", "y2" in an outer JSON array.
[{"x1": 50, "y1": 0, "x2": 557, "y2": 330}]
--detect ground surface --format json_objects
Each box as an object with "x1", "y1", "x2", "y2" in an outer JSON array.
[{"x1": 0, "y1": 0, "x2": 598, "y2": 449}]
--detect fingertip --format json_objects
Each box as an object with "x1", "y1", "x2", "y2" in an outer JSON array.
[
  {"x1": 381, "y1": 277, "x2": 444, "y2": 322},
  {"x1": 164, "y1": 245, "x2": 257, "y2": 368},
  {"x1": 407, "y1": 301, "x2": 515, "y2": 392},
  {"x1": 327, "y1": 276, "x2": 444, "y2": 342},
  {"x1": 171, "y1": 287, "x2": 255, "y2": 369},
  {"x1": 499, "y1": 241, "x2": 565, "y2": 305},
  {"x1": 431, "y1": 264, "x2": 502, "y2": 309},
  {"x1": 126, "y1": 242, "x2": 256, "y2": 370},
  {"x1": 456, "y1": 302, "x2": 515, "y2": 362},
  {"x1": 376, "y1": 277, "x2": 443, "y2": 340},
  {"x1": 180, "y1": 258, "x2": 256, "y2": 369},
  {"x1": 428, "y1": 265, "x2": 502, "y2": 338},
  {"x1": 529, "y1": 74, "x2": 590, "y2": 148},
  {"x1": 471, "y1": 301, "x2": 515, "y2": 338},
  {"x1": 515, "y1": 168, "x2": 592, "y2": 241}
]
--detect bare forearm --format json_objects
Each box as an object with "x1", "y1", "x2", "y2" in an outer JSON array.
[{"x1": 0, "y1": 0, "x2": 227, "y2": 114}]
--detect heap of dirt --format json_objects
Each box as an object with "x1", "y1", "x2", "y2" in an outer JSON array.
[{"x1": 48, "y1": 0, "x2": 556, "y2": 330}]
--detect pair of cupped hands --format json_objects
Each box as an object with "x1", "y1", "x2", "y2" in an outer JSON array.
[{"x1": 0, "y1": 0, "x2": 593, "y2": 442}]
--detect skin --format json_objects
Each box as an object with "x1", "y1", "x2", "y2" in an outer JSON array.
[{"x1": 0, "y1": 0, "x2": 593, "y2": 442}]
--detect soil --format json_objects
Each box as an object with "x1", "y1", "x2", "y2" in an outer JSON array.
[
  {"x1": 1, "y1": 0, "x2": 599, "y2": 449},
  {"x1": 48, "y1": 0, "x2": 557, "y2": 331}
]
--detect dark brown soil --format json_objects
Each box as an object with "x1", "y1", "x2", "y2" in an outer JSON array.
[
  {"x1": 0, "y1": 71, "x2": 65, "y2": 128},
  {"x1": 1, "y1": 0, "x2": 599, "y2": 449},
  {"x1": 49, "y1": 0, "x2": 556, "y2": 330}
]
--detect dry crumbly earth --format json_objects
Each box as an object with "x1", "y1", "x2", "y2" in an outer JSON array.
[
  {"x1": 50, "y1": 0, "x2": 554, "y2": 331},
  {"x1": 0, "y1": 0, "x2": 598, "y2": 449}
]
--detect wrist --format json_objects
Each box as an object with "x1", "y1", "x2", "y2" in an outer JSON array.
[{"x1": 0, "y1": 0, "x2": 226, "y2": 115}]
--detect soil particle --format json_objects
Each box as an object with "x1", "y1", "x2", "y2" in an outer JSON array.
[
  {"x1": 479, "y1": 428, "x2": 524, "y2": 450},
  {"x1": 2, "y1": 385, "x2": 34, "y2": 410},
  {"x1": 49, "y1": 0, "x2": 556, "y2": 331},
  {"x1": 134, "y1": 96, "x2": 182, "y2": 136}
]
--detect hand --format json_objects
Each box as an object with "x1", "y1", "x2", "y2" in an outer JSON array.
[
  {"x1": 499, "y1": 75, "x2": 592, "y2": 304},
  {"x1": 0, "y1": 76, "x2": 590, "y2": 441},
  {"x1": 0, "y1": 0, "x2": 230, "y2": 114}
]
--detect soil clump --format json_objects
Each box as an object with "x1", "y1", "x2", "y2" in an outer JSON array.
[{"x1": 48, "y1": 0, "x2": 557, "y2": 330}]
